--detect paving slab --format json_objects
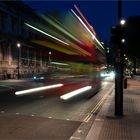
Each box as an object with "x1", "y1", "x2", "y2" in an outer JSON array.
[{"x1": 86, "y1": 78, "x2": 140, "y2": 140}]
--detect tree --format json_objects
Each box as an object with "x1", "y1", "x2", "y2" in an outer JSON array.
[{"x1": 125, "y1": 16, "x2": 140, "y2": 74}]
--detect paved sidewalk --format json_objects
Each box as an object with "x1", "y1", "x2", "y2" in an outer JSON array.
[
  {"x1": 0, "y1": 78, "x2": 32, "y2": 83},
  {"x1": 86, "y1": 78, "x2": 140, "y2": 140}
]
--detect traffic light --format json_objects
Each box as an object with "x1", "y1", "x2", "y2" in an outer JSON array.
[{"x1": 110, "y1": 25, "x2": 122, "y2": 45}]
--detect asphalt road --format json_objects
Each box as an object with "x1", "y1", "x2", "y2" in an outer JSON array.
[{"x1": 0, "y1": 77, "x2": 114, "y2": 140}]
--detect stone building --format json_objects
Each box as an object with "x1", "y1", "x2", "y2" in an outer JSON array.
[{"x1": 0, "y1": 1, "x2": 50, "y2": 79}]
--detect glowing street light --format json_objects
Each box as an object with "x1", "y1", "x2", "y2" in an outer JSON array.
[
  {"x1": 121, "y1": 38, "x2": 125, "y2": 43},
  {"x1": 17, "y1": 43, "x2": 21, "y2": 48},
  {"x1": 125, "y1": 57, "x2": 128, "y2": 60},
  {"x1": 49, "y1": 51, "x2": 51, "y2": 63},
  {"x1": 107, "y1": 48, "x2": 110, "y2": 53},
  {"x1": 49, "y1": 51, "x2": 52, "y2": 55},
  {"x1": 120, "y1": 19, "x2": 126, "y2": 26}
]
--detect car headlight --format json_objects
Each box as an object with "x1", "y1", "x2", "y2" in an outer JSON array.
[
  {"x1": 40, "y1": 77, "x2": 45, "y2": 80},
  {"x1": 33, "y1": 76, "x2": 37, "y2": 80}
]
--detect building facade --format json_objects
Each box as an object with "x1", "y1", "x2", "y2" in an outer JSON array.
[{"x1": 0, "y1": 1, "x2": 50, "y2": 79}]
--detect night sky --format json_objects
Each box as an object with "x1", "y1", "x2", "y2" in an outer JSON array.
[{"x1": 23, "y1": 0, "x2": 140, "y2": 46}]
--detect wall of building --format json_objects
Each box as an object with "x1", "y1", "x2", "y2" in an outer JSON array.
[{"x1": 0, "y1": 2, "x2": 49, "y2": 80}]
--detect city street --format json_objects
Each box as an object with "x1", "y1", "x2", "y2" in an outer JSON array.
[
  {"x1": 1, "y1": 1, "x2": 140, "y2": 140},
  {"x1": 0, "y1": 77, "x2": 114, "y2": 139}
]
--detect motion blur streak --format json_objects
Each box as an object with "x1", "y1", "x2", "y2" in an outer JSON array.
[
  {"x1": 40, "y1": 14, "x2": 82, "y2": 44},
  {"x1": 15, "y1": 84, "x2": 63, "y2": 96},
  {"x1": 74, "y1": 5, "x2": 96, "y2": 36},
  {"x1": 24, "y1": 23, "x2": 69, "y2": 46},
  {"x1": 71, "y1": 9, "x2": 94, "y2": 40},
  {"x1": 71, "y1": 9, "x2": 104, "y2": 50},
  {"x1": 60, "y1": 86, "x2": 92, "y2": 100}
]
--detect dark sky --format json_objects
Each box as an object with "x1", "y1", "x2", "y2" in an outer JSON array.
[{"x1": 23, "y1": 0, "x2": 140, "y2": 46}]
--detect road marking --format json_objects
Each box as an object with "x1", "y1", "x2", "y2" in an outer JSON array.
[
  {"x1": 77, "y1": 130, "x2": 82, "y2": 133},
  {"x1": 83, "y1": 114, "x2": 90, "y2": 122},
  {"x1": 16, "y1": 113, "x2": 20, "y2": 115},
  {"x1": 83, "y1": 94, "x2": 107, "y2": 122},
  {"x1": 83, "y1": 85, "x2": 114, "y2": 122},
  {"x1": 95, "y1": 118, "x2": 104, "y2": 121},
  {"x1": 70, "y1": 136, "x2": 80, "y2": 140}
]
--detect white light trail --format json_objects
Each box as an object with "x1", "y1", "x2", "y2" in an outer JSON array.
[
  {"x1": 71, "y1": 9, "x2": 95, "y2": 39},
  {"x1": 60, "y1": 86, "x2": 92, "y2": 100},
  {"x1": 50, "y1": 61, "x2": 69, "y2": 66},
  {"x1": 71, "y1": 9, "x2": 104, "y2": 50},
  {"x1": 15, "y1": 84, "x2": 63, "y2": 96},
  {"x1": 24, "y1": 23, "x2": 69, "y2": 46}
]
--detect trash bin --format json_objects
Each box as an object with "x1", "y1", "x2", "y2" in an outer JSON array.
[{"x1": 123, "y1": 78, "x2": 127, "y2": 89}]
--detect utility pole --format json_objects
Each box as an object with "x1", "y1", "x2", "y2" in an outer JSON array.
[{"x1": 114, "y1": 0, "x2": 123, "y2": 116}]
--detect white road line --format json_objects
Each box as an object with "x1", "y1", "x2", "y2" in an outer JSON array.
[
  {"x1": 95, "y1": 118, "x2": 104, "y2": 121},
  {"x1": 77, "y1": 130, "x2": 82, "y2": 133},
  {"x1": 83, "y1": 85, "x2": 114, "y2": 122},
  {"x1": 70, "y1": 136, "x2": 80, "y2": 140}
]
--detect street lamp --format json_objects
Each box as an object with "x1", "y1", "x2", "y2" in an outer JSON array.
[
  {"x1": 107, "y1": 48, "x2": 110, "y2": 53},
  {"x1": 125, "y1": 57, "x2": 128, "y2": 60},
  {"x1": 17, "y1": 43, "x2": 21, "y2": 79},
  {"x1": 120, "y1": 19, "x2": 126, "y2": 44},
  {"x1": 114, "y1": 18, "x2": 126, "y2": 116},
  {"x1": 121, "y1": 38, "x2": 125, "y2": 43},
  {"x1": 120, "y1": 19, "x2": 126, "y2": 26},
  {"x1": 49, "y1": 51, "x2": 51, "y2": 63}
]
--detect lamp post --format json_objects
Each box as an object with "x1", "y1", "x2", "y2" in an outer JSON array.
[
  {"x1": 114, "y1": 18, "x2": 126, "y2": 116},
  {"x1": 49, "y1": 51, "x2": 51, "y2": 63},
  {"x1": 17, "y1": 43, "x2": 21, "y2": 79}
]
